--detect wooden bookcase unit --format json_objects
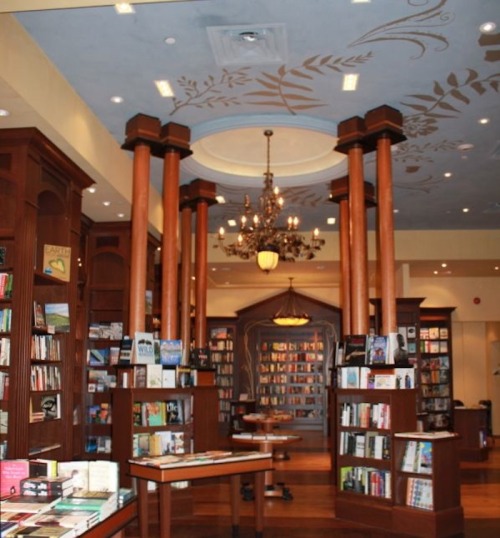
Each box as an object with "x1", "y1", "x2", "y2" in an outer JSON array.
[
  {"x1": 392, "y1": 433, "x2": 464, "y2": 537},
  {"x1": 206, "y1": 318, "x2": 237, "y2": 424},
  {"x1": 334, "y1": 388, "x2": 417, "y2": 530},
  {"x1": 0, "y1": 128, "x2": 92, "y2": 460},
  {"x1": 453, "y1": 407, "x2": 489, "y2": 461},
  {"x1": 112, "y1": 386, "x2": 219, "y2": 486},
  {"x1": 419, "y1": 307, "x2": 455, "y2": 431}
]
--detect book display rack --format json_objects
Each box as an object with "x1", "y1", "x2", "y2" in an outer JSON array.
[
  {"x1": 207, "y1": 318, "x2": 237, "y2": 424},
  {"x1": 393, "y1": 432, "x2": 464, "y2": 537},
  {"x1": 334, "y1": 388, "x2": 417, "y2": 531},
  {"x1": 0, "y1": 128, "x2": 92, "y2": 460}
]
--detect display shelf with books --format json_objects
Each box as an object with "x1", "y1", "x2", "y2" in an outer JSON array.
[
  {"x1": 392, "y1": 431, "x2": 463, "y2": 537},
  {"x1": 419, "y1": 307, "x2": 456, "y2": 431},
  {"x1": 334, "y1": 388, "x2": 417, "y2": 531},
  {"x1": 111, "y1": 386, "x2": 218, "y2": 486},
  {"x1": 257, "y1": 328, "x2": 326, "y2": 431},
  {"x1": 207, "y1": 319, "x2": 237, "y2": 424}
]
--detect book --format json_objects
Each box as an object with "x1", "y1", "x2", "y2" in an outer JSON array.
[
  {"x1": 344, "y1": 335, "x2": 369, "y2": 366},
  {"x1": 57, "y1": 462, "x2": 89, "y2": 493},
  {"x1": 1, "y1": 525, "x2": 74, "y2": 537},
  {"x1": 368, "y1": 335, "x2": 389, "y2": 365},
  {"x1": 20, "y1": 476, "x2": 74, "y2": 497},
  {"x1": 166, "y1": 399, "x2": 183, "y2": 424},
  {"x1": 118, "y1": 337, "x2": 133, "y2": 364},
  {"x1": 42, "y1": 244, "x2": 71, "y2": 283},
  {"x1": 161, "y1": 367, "x2": 176, "y2": 388},
  {"x1": 388, "y1": 332, "x2": 409, "y2": 364},
  {"x1": 87, "y1": 461, "x2": 119, "y2": 493},
  {"x1": 146, "y1": 364, "x2": 163, "y2": 388},
  {"x1": 131, "y1": 332, "x2": 155, "y2": 364},
  {"x1": 159, "y1": 339, "x2": 183, "y2": 366},
  {"x1": 142, "y1": 402, "x2": 164, "y2": 427},
  {"x1": 29, "y1": 459, "x2": 58, "y2": 479},
  {"x1": 43, "y1": 304, "x2": 70, "y2": 334},
  {"x1": 24, "y1": 509, "x2": 99, "y2": 533},
  {"x1": 0, "y1": 495, "x2": 60, "y2": 513},
  {"x1": 175, "y1": 365, "x2": 192, "y2": 388},
  {"x1": 33, "y1": 302, "x2": 46, "y2": 330},
  {"x1": 0, "y1": 459, "x2": 30, "y2": 498},
  {"x1": 40, "y1": 394, "x2": 61, "y2": 420}
]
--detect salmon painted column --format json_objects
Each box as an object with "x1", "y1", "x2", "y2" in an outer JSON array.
[
  {"x1": 329, "y1": 176, "x2": 375, "y2": 337},
  {"x1": 335, "y1": 117, "x2": 371, "y2": 335},
  {"x1": 179, "y1": 185, "x2": 193, "y2": 364},
  {"x1": 365, "y1": 106, "x2": 406, "y2": 335},
  {"x1": 122, "y1": 114, "x2": 162, "y2": 335},
  {"x1": 158, "y1": 123, "x2": 192, "y2": 340},
  {"x1": 188, "y1": 180, "x2": 217, "y2": 351}
]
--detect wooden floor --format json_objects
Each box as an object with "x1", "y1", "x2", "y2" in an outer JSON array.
[{"x1": 124, "y1": 431, "x2": 500, "y2": 537}]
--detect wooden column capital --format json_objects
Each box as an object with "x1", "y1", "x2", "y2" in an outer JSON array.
[
  {"x1": 334, "y1": 116, "x2": 369, "y2": 155},
  {"x1": 158, "y1": 122, "x2": 193, "y2": 159},
  {"x1": 329, "y1": 177, "x2": 376, "y2": 208},
  {"x1": 364, "y1": 105, "x2": 407, "y2": 150},
  {"x1": 179, "y1": 179, "x2": 218, "y2": 211},
  {"x1": 121, "y1": 113, "x2": 163, "y2": 153}
]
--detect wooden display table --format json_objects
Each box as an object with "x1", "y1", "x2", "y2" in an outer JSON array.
[
  {"x1": 128, "y1": 451, "x2": 273, "y2": 538},
  {"x1": 232, "y1": 433, "x2": 301, "y2": 500},
  {"x1": 243, "y1": 412, "x2": 294, "y2": 461}
]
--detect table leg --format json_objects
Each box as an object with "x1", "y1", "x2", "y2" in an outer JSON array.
[
  {"x1": 230, "y1": 475, "x2": 240, "y2": 537},
  {"x1": 137, "y1": 478, "x2": 149, "y2": 538},
  {"x1": 254, "y1": 470, "x2": 265, "y2": 538},
  {"x1": 158, "y1": 483, "x2": 172, "y2": 538}
]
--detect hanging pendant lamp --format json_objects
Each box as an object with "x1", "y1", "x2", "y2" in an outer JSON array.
[{"x1": 272, "y1": 278, "x2": 311, "y2": 327}]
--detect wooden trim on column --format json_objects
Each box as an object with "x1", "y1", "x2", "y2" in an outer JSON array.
[{"x1": 180, "y1": 201, "x2": 192, "y2": 363}]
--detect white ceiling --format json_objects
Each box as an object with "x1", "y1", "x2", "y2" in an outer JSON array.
[{"x1": 0, "y1": 0, "x2": 499, "y2": 288}]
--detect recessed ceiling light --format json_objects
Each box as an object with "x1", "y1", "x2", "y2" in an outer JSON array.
[
  {"x1": 154, "y1": 80, "x2": 174, "y2": 97},
  {"x1": 215, "y1": 195, "x2": 226, "y2": 204},
  {"x1": 211, "y1": 267, "x2": 217, "y2": 272},
  {"x1": 87, "y1": 187, "x2": 96, "y2": 193},
  {"x1": 352, "y1": 0, "x2": 371, "y2": 3},
  {"x1": 103, "y1": 201, "x2": 111, "y2": 207},
  {"x1": 227, "y1": 219, "x2": 237, "y2": 227},
  {"x1": 478, "y1": 117, "x2": 489, "y2": 125},
  {"x1": 457, "y1": 143, "x2": 474, "y2": 151},
  {"x1": 327, "y1": 217, "x2": 336, "y2": 225},
  {"x1": 164, "y1": 37, "x2": 176, "y2": 45},
  {"x1": 117, "y1": 212, "x2": 125, "y2": 218},
  {"x1": 479, "y1": 21, "x2": 496, "y2": 34},
  {"x1": 495, "y1": 266, "x2": 499, "y2": 271},
  {"x1": 441, "y1": 263, "x2": 447, "y2": 268},
  {"x1": 444, "y1": 172, "x2": 452, "y2": 178},
  {"x1": 342, "y1": 73, "x2": 359, "y2": 91},
  {"x1": 433, "y1": 270, "x2": 438, "y2": 275},
  {"x1": 393, "y1": 208, "x2": 399, "y2": 213},
  {"x1": 462, "y1": 207, "x2": 470, "y2": 213},
  {"x1": 110, "y1": 96, "x2": 124, "y2": 104},
  {"x1": 0, "y1": 109, "x2": 10, "y2": 117},
  {"x1": 115, "y1": 3, "x2": 135, "y2": 14}
]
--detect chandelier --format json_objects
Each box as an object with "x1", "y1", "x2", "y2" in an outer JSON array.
[
  {"x1": 272, "y1": 278, "x2": 311, "y2": 326},
  {"x1": 216, "y1": 129, "x2": 325, "y2": 273}
]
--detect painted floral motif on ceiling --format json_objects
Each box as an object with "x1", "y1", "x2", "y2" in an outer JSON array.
[{"x1": 170, "y1": 0, "x2": 499, "y2": 200}]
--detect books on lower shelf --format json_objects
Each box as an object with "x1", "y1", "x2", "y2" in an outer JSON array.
[
  {"x1": 406, "y1": 477, "x2": 433, "y2": 510},
  {"x1": 132, "y1": 399, "x2": 187, "y2": 427},
  {"x1": 132, "y1": 430, "x2": 185, "y2": 457},
  {"x1": 339, "y1": 466, "x2": 391, "y2": 499},
  {"x1": 337, "y1": 365, "x2": 414, "y2": 390}
]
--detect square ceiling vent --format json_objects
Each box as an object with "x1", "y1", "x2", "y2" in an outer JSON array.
[{"x1": 207, "y1": 23, "x2": 288, "y2": 66}]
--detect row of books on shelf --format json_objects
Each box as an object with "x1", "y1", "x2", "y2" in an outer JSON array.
[
  {"x1": 0, "y1": 410, "x2": 7, "y2": 434},
  {"x1": 1, "y1": 336, "x2": 11, "y2": 366},
  {"x1": 0, "y1": 307, "x2": 12, "y2": 332},
  {"x1": 340, "y1": 402, "x2": 391, "y2": 429},
  {"x1": 84, "y1": 436, "x2": 111, "y2": 455},
  {"x1": 421, "y1": 355, "x2": 450, "y2": 369},
  {"x1": 336, "y1": 332, "x2": 415, "y2": 367},
  {"x1": 260, "y1": 352, "x2": 323, "y2": 362},
  {"x1": 132, "y1": 430, "x2": 186, "y2": 457},
  {"x1": 87, "y1": 403, "x2": 111, "y2": 425},
  {"x1": 259, "y1": 373, "x2": 323, "y2": 385},
  {"x1": 31, "y1": 335, "x2": 61, "y2": 362},
  {"x1": 339, "y1": 466, "x2": 391, "y2": 499},
  {"x1": 421, "y1": 368, "x2": 449, "y2": 384},
  {"x1": 0, "y1": 371, "x2": 9, "y2": 399},
  {"x1": 338, "y1": 431, "x2": 391, "y2": 460},
  {"x1": 30, "y1": 365, "x2": 61, "y2": 391},
  {"x1": 0, "y1": 272, "x2": 13, "y2": 299},
  {"x1": 421, "y1": 397, "x2": 451, "y2": 411},
  {"x1": 260, "y1": 362, "x2": 321, "y2": 373},
  {"x1": 337, "y1": 366, "x2": 415, "y2": 390},
  {"x1": 133, "y1": 398, "x2": 189, "y2": 427},
  {"x1": 406, "y1": 477, "x2": 433, "y2": 510},
  {"x1": 420, "y1": 327, "x2": 448, "y2": 340},
  {"x1": 261, "y1": 341, "x2": 324, "y2": 352},
  {"x1": 259, "y1": 384, "x2": 322, "y2": 396},
  {"x1": 87, "y1": 322, "x2": 124, "y2": 341},
  {"x1": 421, "y1": 340, "x2": 448, "y2": 353}
]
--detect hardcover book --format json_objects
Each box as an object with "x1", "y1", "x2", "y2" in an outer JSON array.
[
  {"x1": 42, "y1": 244, "x2": 71, "y2": 283},
  {"x1": 344, "y1": 335, "x2": 369, "y2": 366},
  {"x1": 159, "y1": 339, "x2": 183, "y2": 366},
  {"x1": 0, "y1": 459, "x2": 30, "y2": 498},
  {"x1": 132, "y1": 332, "x2": 155, "y2": 364}
]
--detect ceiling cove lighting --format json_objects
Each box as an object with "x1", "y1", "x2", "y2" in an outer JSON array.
[
  {"x1": 216, "y1": 130, "x2": 325, "y2": 273},
  {"x1": 272, "y1": 278, "x2": 311, "y2": 327}
]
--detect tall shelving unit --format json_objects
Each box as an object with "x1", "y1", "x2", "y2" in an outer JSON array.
[
  {"x1": 419, "y1": 307, "x2": 455, "y2": 431},
  {"x1": 334, "y1": 388, "x2": 417, "y2": 530},
  {"x1": 206, "y1": 318, "x2": 237, "y2": 424},
  {"x1": 0, "y1": 127, "x2": 92, "y2": 460}
]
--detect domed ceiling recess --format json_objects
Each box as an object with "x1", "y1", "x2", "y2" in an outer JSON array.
[{"x1": 184, "y1": 115, "x2": 347, "y2": 189}]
